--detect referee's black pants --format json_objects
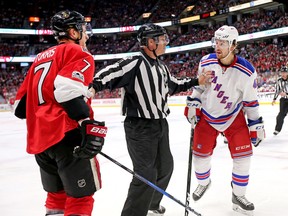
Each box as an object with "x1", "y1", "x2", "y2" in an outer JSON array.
[
  {"x1": 275, "y1": 97, "x2": 288, "y2": 132},
  {"x1": 121, "y1": 117, "x2": 174, "y2": 216}
]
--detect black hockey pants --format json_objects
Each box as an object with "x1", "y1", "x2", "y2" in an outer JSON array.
[
  {"x1": 121, "y1": 117, "x2": 174, "y2": 216},
  {"x1": 275, "y1": 97, "x2": 288, "y2": 132}
]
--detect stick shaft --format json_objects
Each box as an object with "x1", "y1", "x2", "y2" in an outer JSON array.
[
  {"x1": 185, "y1": 127, "x2": 194, "y2": 216},
  {"x1": 99, "y1": 152, "x2": 201, "y2": 216}
]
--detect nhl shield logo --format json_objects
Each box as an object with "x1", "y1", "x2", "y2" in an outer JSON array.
[{"x1": 77, "y1": 179, "x2": 86, "y2": 188}]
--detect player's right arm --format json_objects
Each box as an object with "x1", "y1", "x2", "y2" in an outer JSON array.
[
  {"x1": 184, "y1": 57, "x2": 207, "y2": 125},
  {"x1": 53, "y1": 45, "x2": 107, "y2": 158},
  {"x1": 190, "y1": 57, "x2": 207, "y2": 99},
  {"x1": 54, "y1": 44, "x2": 95, "y2": 122}
]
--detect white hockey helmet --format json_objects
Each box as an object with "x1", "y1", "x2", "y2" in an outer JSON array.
[{"x1": 212, "y1": 25, "x2": 239, "y2": 48}]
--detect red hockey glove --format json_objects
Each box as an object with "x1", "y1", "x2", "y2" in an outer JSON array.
[{"x1": 73, "y1": 120, "x2": 107, "y2": 159}]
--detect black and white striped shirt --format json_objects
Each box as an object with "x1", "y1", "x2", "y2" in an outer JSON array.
[
  {"x1": 92, "y1": 50, "x2": 199, "y2": 119},
  {"x1": 273, "y1": 77, "x2": 288, "y2": 100}
]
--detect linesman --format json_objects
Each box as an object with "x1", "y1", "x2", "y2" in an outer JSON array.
[
  {"x1": 272, "y1": 65, "x2": 288, "y2": 135},
  {"x1": 89, "y1": 23, "x2": 211, "y2": 216}
]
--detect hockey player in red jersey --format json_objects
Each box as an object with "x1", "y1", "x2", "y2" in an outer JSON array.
[{"x1": 14, "y1": 10, "x2": 107, "y2": 216}]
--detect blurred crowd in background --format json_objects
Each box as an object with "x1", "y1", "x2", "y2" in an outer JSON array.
[{"x1": 0, "y1": 0, "x2": 287, "y2": 103}]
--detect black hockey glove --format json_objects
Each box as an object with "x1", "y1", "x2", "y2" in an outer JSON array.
[{"x1": 73, "y1": 120, "x2": 107, "y2": 159}]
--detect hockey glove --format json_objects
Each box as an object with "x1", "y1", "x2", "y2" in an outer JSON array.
[
  {"x1": 73, "y1": 120, "x2": 107, "y2": 159},
  {"x1": 248, "y1": 117, "x2": 265, "y2": 147},
  {"x1": 184, "y1": 96, "x2": 201, "y2": 128}
]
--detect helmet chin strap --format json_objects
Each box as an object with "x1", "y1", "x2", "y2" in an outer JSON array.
[
  {"x1": 220, "y1": 45, "x2": 235, "y2": 62},
  {"x1": 68, "y1": 30, "x2": 83, "y2": 44},
  {"x1": 152, "y1": 49, "x2": 158, "y2": 58},
  {"x1": 147, "y1": 44, "x2": 158, "y2": 58}
]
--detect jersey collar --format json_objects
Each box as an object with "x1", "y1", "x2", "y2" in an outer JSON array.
[{"x1": 218, "y1": 55, "x2": 238, "y2": 69}]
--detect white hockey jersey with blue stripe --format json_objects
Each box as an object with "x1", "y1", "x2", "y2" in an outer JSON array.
[{"x1": 191, "y1": 53, "x2": 260, "y2": 131}]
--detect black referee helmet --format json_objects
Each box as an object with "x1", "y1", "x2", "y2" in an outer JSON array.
[
  {"x1": 281, "y1": 65, "x2": 288, "y2": 73},
  {"x1": 137, "y1": 23, "x2": 168, "y2": 46}
]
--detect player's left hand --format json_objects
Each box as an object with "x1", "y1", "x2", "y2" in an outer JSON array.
[
  {"x1": 73, "y1": 120, "x2": 107, "y2": 159},
  {"x1": 248, "y1": 117, "x2": 265, "y2": 147},
  {"x1": 184, "y1": 96, "x2": 201, "y2": 128}
]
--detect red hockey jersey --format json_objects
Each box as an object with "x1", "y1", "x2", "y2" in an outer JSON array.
[{"x1": 14, "y1": 43, "x2": 95, "y2": 154}]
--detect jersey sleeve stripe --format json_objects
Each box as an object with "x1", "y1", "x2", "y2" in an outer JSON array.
[{"x1": 243, "y1": 100, "x2": 259, "y2": 107}]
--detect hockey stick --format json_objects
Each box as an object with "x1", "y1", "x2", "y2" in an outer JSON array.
[
  {"x1": 185, "y1": 127, "x2": 194, "y2": 216},
  {"x1": 99, "y1": 152, "x2": 202, "y2": 216}
]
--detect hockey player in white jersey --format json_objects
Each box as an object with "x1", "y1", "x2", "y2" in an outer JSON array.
[{"x1": 185, "y1": 25, "x2": 265, "y2": 215}]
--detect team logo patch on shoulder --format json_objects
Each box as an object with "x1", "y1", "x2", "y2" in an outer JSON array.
[{"x1": 72, "y1": 71, "x2": 84, "y2": 82}]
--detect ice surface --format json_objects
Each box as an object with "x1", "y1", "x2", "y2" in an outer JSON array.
[{"x1": 0, "y1": 105, "x2": 287, "y2": 216}]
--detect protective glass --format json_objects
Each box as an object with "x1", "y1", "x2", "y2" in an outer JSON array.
[{"x1": 85, "y1": 23, "x2": 93, "y2": 38}]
